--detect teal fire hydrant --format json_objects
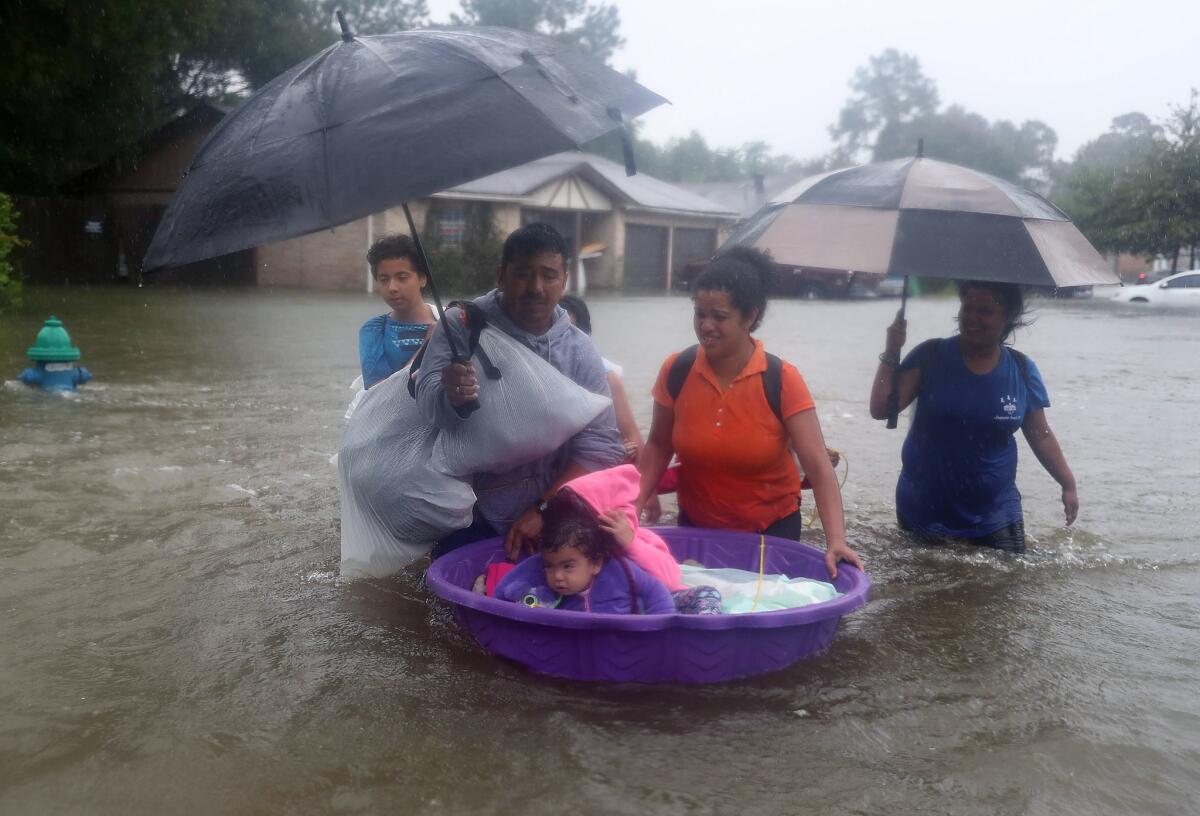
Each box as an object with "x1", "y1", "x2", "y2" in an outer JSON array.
[{"x1": 18, "y1": 316, "x2": 93, "y2": 391}]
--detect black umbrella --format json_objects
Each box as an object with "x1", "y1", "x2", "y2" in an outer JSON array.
[
  {"x1": 144, "y1": 17, "x2": 664, "y2": 412},
  {"x1": 143, "y1": 19, "x2": 664, "y2": 272},
  {"x1": 722, "y1": 145, "x2": 1120, "y2": 426}
]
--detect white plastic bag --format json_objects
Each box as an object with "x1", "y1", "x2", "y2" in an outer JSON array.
[
  {"x1": 329, "y1": 375, "x2": 367, "y2": 467},
  {"x1": 344, "y1": 374, "x2": 367, "y2": 421},
  {"x1": 432, "y1": 327, "x2": 611, "y2": 477},
  {"x1": 338, "y1": 368, "x2": 475, "y2": 578}
]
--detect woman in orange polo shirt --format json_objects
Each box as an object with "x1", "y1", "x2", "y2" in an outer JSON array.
[{"x1": 635, "y1": 247, "x2": 862, "y2": 579}]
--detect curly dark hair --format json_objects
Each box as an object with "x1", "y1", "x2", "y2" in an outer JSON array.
[
  {"x1": 539, "y1": 487, "x2": 641, "y2": 613},
  {"x1": 540, "y1": 488, "x2": 613, "y2": 563},
  {"x1": 693, "y1": 245, "x2": 775, "y2": 331},
  {"x1": 366, "y1": 233, "x2": 428, "y2": 279}
]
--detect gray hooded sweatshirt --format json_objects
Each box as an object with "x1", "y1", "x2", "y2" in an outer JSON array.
[{"x1": 415, "y1": 289, "x2": 625, "y2": 532}]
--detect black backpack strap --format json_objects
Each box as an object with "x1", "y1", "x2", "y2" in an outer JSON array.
[
  {"x1": 667, "y1": 344, "x2": 699, "y2": 401},
  {"x1": 763, "y1": 352, "x2": 784, "y2": 424},
  {"x1": 668, "y1": 344, "x2": 785, "y2": 425},
  {"x1": 1008, "y1": 347, "x2": 1031, "y2": 393}
]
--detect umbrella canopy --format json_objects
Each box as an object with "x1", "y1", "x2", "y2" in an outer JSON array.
[
  {"x1": 144, "y1": 26, "x2": 665, "y2": 271},
  {"x1": 723, "y1": 156, "x2": 1119, "y2": 289}
]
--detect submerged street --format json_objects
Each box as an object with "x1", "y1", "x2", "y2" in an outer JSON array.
[{"x1": 1, "y1": 287, "x2": 1196, "y2": 814}]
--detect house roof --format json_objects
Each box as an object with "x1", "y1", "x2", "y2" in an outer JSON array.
[
  {"x1": 441, "y1": 152, "x2": 738, "y2": 219},
  {"x1": 682, "y1": 174, "x2": 810, "y2": 219},
  {"x1": 62, "y1": 102, "x2": 233, "y2": 194}
]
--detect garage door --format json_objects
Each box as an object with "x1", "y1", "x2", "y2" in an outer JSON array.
[
  {"x1": 624, "y1": 224, "x2": 668, "y2": 290},
  {"x1": 671, "y1": 228, "x2": 716, "y2": 280}
]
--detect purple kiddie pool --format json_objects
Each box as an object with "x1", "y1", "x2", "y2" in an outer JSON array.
[{"x1": 426, "y1": 526, "x2": 870, "y2": 683}]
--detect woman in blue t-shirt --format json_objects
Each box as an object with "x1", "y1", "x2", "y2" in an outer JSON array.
[{"x1": 869, "y1": 281, "x2": 1078, "y2": 553}]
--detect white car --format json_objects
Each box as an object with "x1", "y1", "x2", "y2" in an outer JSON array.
[
  {"x1": 874, "y1": 275, "x2": 907, "y2": 297},
  {"x1": 1111, "y1": 270, "x2": 1200, "y2": 305}
]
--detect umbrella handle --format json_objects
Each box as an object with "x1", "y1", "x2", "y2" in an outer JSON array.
[
  {"x1": 884, "y1": 382, "x2": 900, "y2": 429},
  {"x1": 403, "y1": 202, "x2": 481, "y2": 415},
  {"x1": 884, "y1": 275, "x2": 909, "y2": 430},
  {"x1": 448, "y1": 363, "x2": 481, "y2": 416}
]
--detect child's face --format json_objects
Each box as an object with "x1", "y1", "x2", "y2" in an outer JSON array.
[
  {"x1": 542, "y1": 544, "x2": 601, "y2": 596},
  {"x1": 375, "y1": 257, "x2": 426, "y2": 318}
]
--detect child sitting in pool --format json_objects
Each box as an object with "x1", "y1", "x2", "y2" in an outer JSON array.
[
  {"x1": 494, "y1": 464, "x2": 721, "y2": 614},
  {"x1": 495, "y1": 486, "x2": 675, "y2": 614}
]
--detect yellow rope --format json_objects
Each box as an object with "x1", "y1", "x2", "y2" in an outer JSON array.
[
  {"x1": 749, "y1": 534, "x2": 767, "y2": 612},
  {"x1": 803, "y1": 448, "x2": 848, "y2": 529}
]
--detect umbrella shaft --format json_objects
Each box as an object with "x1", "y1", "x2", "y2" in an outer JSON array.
[
  {"x1": 402, "y1": 202, "x2": 461, "y2": 361},
  {"x1": 885, "y1": 275, "x2": 909, "y2": 430}
]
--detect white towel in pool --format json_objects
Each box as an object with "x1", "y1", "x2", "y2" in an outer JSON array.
[{"x1": 678, "y1": 564, "x2": 840, "y2": 614}]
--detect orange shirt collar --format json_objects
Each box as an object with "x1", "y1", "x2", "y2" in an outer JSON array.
[{"x1": 694, "y1": 339, "x2": 767, "y2": 389}]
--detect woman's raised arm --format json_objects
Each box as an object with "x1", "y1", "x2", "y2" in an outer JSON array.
[{"x1": 869, "y1": 311, "x2": 921, "y2": 420}]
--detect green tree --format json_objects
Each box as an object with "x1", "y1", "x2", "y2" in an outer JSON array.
[
  {"x1": 659, "y1": 132, "x2": 738, "y2": 183},
  {"x1": 0, "y1": 193, "x2": 25, "y2": 309},
  {"x1": 829, "y1": 49, "x2": 939, "y2": 164},
  {"x1": 1057, "y1": 93, "x2": 1200, "y2": 269},
  {"x1": 1163, "y1": 91, "x2": 1200, "y2": 266},
  {"x1": 0, "y1": 0, "x2": 427, "y2": 192},
  {"x1": 1076, "y1": 112, "x2": 1162, "y2": 166},
  {"x1": 236, "y1": 1, "x2": 429, "y2": 87},
  {"x1": 587, "y1": 127, "x2": 824, "y2": 185},
  {"x1": 1049, "y1": 113, "x2": 1161, "y2": 251},
  {"x1": 421, "y1": 202, "x2": 504, "y2": 295},
  {"x1": 450, "y1": 0, "x2": 623, "y2": 64},
  {"x1": 830, "y1": 50, "x2": 1059, "y2": 185},
  {"x1": 876, "y1": 105, "x2": 1059, "y2": 186}
]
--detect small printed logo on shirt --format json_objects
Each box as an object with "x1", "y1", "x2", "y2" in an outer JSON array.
[{"x1": 994, "y1": 394, "x2": 1019, "y2": 421}]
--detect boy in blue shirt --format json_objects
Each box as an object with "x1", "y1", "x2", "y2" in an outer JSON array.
[{"x1": 358, "y1": 234, "x2": 437, "y2": 388}]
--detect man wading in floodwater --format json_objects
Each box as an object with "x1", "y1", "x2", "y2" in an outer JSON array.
[{"x1": 416, "y1": 223, "x2": 625, "y2": 560}]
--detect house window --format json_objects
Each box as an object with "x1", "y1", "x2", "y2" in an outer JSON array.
[
  {"x1": 437, "y1": 208, "x2": 466, "y2": 247},
  {"x1": 521, "y1": 209, "x2": 578, "y2": 258}
]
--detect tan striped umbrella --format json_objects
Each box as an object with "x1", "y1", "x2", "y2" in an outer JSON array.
[
  {"x1": 724, "y1": 151, "x2": 1119, "y2": 428},
  {"x1": 724, "y1": 154, "x2": 1118, "y2": 289}
]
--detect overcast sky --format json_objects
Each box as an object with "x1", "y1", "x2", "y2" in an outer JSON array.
[{"x1": 428, "y1": 0, "x2": 1200, "y2": 162}]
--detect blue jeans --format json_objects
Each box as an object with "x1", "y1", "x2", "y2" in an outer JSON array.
[
  {"x1": 431, "y1": 510, "x2": 498, "y2": 561},
  {"x1": 677, "y1": 507, "x2": 804, "y2": 541},
  {"x1": 897, "y1": 512, "x2": 1027, "y2": 554}
]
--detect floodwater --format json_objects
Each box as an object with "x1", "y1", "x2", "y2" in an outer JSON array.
[{"x1": 1, "y1": 285, "x2": 1197, "y2": 815}]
